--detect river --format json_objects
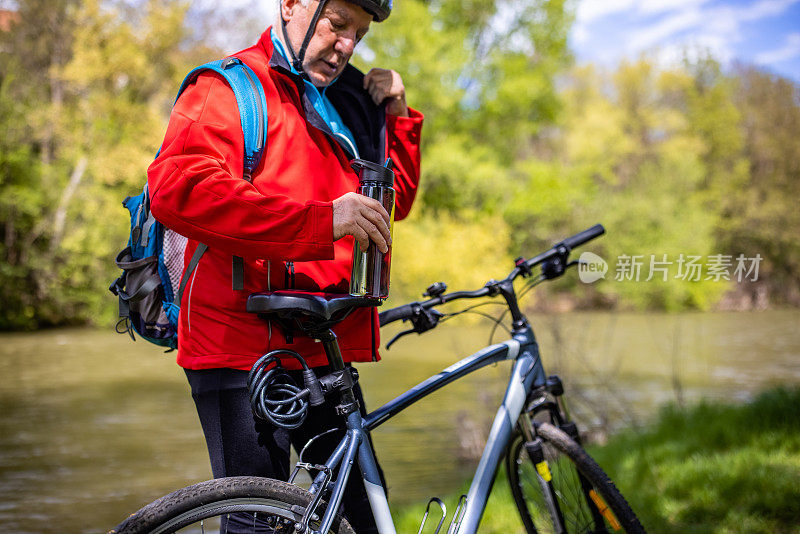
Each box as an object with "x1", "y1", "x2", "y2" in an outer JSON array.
[{"x1": 0, "y1": 310, "x2": 798, "y2": 532}]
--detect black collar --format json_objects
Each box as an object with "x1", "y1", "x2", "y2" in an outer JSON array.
[{"x1": 267, "y1": 51, "x2": 387, "y2": 163}]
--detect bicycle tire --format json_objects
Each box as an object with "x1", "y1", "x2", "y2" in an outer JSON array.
[
  {"x1": 505, "y1": 422, "x2": 645, "y2": 533},
  {"x1": 109, "y1": 476, "x2": 355, "y2": 534}
]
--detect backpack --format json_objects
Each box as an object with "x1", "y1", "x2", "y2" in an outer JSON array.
[{"x1": 109, "y1": 57, "x2": 268, "y2": 349}]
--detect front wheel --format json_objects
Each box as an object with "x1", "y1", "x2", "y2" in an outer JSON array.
[
  {"x1": 505, "y1": 422, "x2": 645, "y2": 533},
  {"x1": 110, "y1": 476, "x2": 355, "y2": 534}
]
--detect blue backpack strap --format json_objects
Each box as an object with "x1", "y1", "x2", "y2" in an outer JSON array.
[
  {"x1": 170, "y1": 57, "x2": 269, "y2": 291},
  {"x1": 171, "y1": 57, "x2": 269, "y2": 180}
]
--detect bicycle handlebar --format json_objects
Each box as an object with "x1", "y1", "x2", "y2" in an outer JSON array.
[
  {"x1": 378, "y1": 304, "x2": 415, "y2": 327},
  {"x1": 379, "y1": 224, "x2": 605, "y2": 328},
  {"x1": 378, "y1": 288, "x2": 491, "y2": 327},
  {"x1": 559, "y1": 223, "x2": 605, "y2": 251}
]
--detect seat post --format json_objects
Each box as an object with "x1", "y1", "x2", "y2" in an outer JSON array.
[
  {"x1": 318, "y1": 329, "x2": 346, "y2": 371},
  {"x1": 317, "y1": 329, "x2": 360, "y2": 416}
]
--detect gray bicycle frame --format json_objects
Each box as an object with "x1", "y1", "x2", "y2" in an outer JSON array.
[{"x1": 306, "y1": 325, "x2": 547, "y2": 534}]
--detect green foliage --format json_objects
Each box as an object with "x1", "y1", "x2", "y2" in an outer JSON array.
[
  {"x1": 0, "y1": 0, "x2": 222, "y2": 329},
  {"x1": 391, "y1": 470, "x2": 527, "y2": 533},
  {"x1": 391, "y1": 388, "x2": 800, "y2": 533},
  {"x1": 500, "y1": 58, "x2": 768, "y2": 311},
  {"x1": 1, "y1": 0, "x2": 799, "y2": 329},
  {"x1": 591, "y1": 387, "x2": 800, "y2": 532},
  {"x1": 388, "y1": 210, "x2": 513, "y2": 305},
  {"x1": 716, "y1": 66, "x2": 800, "y2": 306},
  {"x1": 356, "y1": 0, "x2": 573, "y2": 213}
]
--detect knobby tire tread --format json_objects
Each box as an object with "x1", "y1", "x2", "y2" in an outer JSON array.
[
  {"x1": 534, "y1": 422, "x2": 646, "y2": 533},
  {"x1": 110, "y1": 476, "x2": 355, "y2": 534}
]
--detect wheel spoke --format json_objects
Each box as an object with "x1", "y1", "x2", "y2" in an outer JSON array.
[
  {"x1": 504, "y1": 422, "x2": 642, "y2": 534},
  {"x1": 111, "y1": 478, "x2": 356, "y2": 534}
]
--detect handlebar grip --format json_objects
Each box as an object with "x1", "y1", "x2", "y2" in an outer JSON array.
[
  {"x1": 559, "y1": 224, "x2": 605, "y2": 250},
  {"x1": 379, "y1": 303, "x2": 415, "y2": 327}
]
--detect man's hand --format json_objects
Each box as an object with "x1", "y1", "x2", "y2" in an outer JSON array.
[
  {"x1": 332, "y1": 192, "x2": 391, "y2": 253},
  {"x1": 363, "y1": 68, "x2": 409, "y2": 117}
]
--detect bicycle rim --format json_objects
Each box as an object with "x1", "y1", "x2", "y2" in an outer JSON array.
[
  {"x1": 145, "y1": 496, "x2": 305, "y2": 533},
  {"x1": 505, "y1": 424, "x2": 643, "y2": 533},
  {"x1": 111, "y1": 477, "x2": 355, "y2": 534}
]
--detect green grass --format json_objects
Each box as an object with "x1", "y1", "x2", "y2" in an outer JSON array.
[{"x1": 393, "y1": 387, "x2": 800, "y2": 533}]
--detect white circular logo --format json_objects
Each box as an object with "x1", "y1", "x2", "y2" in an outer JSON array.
[{"x1": 578, "y1": 251, "x2": 607, "y2": 283}]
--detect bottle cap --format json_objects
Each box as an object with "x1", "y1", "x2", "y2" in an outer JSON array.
[{"x1": 350, "y1": 159, "x2": 394, "y2": 186}]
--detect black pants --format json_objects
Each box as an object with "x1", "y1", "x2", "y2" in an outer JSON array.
[{"x1": 185, "y1": 367, "x2": 384, "y2": 534}]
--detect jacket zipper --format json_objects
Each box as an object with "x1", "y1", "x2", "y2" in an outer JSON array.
[
  {"x1": 241, "y1": 67, "x2": 264, "y2": 150},
  {"x1": 285, "y1": 261, "x2": 296, "y2": 289},
  {"x1": 371, "y1": 310, "x2": 377, "y2": 362},
  {"x1": 267, "y1": 260, "x2": 272, "y2": 345},
  {"x1": 186, "y1": 261, "x2": 200, "y2": 332}
]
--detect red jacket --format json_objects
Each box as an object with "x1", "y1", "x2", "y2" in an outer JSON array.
[{"x1": 148, "y1": 29, "x2": 423, "y2": 370}]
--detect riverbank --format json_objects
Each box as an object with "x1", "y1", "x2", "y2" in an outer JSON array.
[
  {"x1": 392, "y1": 387, "x2": 800, "y2": 533},
  {"x1": 0, "y1": 317, "x2": 797, "y2": 532}
]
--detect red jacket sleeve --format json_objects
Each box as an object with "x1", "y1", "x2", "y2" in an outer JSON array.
[
  {"x1": 147, "y1": 73, "x2": 335, "y2": 261},
  {"x1": 387, "y1": 108, "x2": 423, "y2": 221}
]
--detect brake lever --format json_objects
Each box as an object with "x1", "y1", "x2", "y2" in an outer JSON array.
[
  {"x1": 385, "y1": 304, "x2": 444, "y2": 349},
  {"x1": 386, "y1": 328, "x2": 415, "y2": 349},
  {"x1": 541, "y1": 245, "x2": 571, "y2": 280}
]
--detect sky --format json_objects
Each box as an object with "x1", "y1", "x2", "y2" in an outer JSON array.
[
  {"x1": 572, "y1": 0, "x2": 800, "y2": 81},
  {"x1": 211, "y1": 0, "x2": 799, "y2": 81},
  {"x1": 0, "y1": 0, "x2": 796, "y2": 81}
]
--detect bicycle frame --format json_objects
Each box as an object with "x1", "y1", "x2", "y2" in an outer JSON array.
[{"x1": 304, "y1": 324, "x2": 548, "y2": 534}]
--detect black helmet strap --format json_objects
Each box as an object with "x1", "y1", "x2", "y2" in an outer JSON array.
[{"x1": 281, "y1": 0, "x2": 330, "y2": 75}]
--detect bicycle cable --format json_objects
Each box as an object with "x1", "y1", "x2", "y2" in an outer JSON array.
[
  {"x1": 248, "y1": 349, "x2": 312, "y2": 430},
  {"x1": 487, "y1": 274, "x2": 546, "y2": 345},
  {"x1": 439, "y1": 301, "x2": 511, "y2": 336}
]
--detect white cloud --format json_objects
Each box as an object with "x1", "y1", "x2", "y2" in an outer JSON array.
[
  {"x1": 574, "y1": 0, "x2": 800, "y2": 75},
  {"x1": 739, "y1": 0, "x2": 800, "y2": 19},
  {"x1": 573, "y1": 23, "x2": 590, "y2": 45},
  {"x1": 654, "y1": 34, "x2": 734, "y2": 68},
  {"x1": 638, "y1": 0, "x2": 713, "y2": 15},
  {"x1": 755, "y1": 32, "x2": 800, "y2": 63},
  {"x1": 576, "y1": 0, "x2": 638, "y2": 25},
  {"x1": 628, "y1": 8, "x2": 704, "y2": 50}
]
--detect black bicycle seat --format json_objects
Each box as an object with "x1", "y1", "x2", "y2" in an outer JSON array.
[{"x1": 247, "y1": 291, "x2": 380, "y2": 325}]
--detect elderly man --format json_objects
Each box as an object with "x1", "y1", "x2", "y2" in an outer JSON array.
[{"x1": 147, "y1": 0, "x2": 423, "y2": 531}]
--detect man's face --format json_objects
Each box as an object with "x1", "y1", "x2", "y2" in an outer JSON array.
[{"x1": 282, "y1": 0, "x2": 372, "y2": 87}]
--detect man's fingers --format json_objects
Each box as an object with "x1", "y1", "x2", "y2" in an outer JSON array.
[
  {"x1": 367, "y1": 79, "x2": 385, "y2": 104},
  {"x1": 332, "y1": 193, "x2": 391, "y2": 251},
  {"x1": 352, "y1": 224, "x2": 371, "y2": 251},
  {"x1": 352, "y1": 197, "x2": 391, "y2": 252},
  {"x1": 369, "y1": 85, "x2": 381, "y2": 105},
  {"x1": 363, "y1": 68, "x2": 384, "y2": 89},
  {"x1": 364, "y1": 69, "x2": 392, "y2": 101},
  {"x1": 364, "y1": 69, "x2": 406, "y2": 114},
  {"x1": 357, "y1": 218, "x2": 389, "y2": 253},
  {"x1": 359, "y1": 196, "x2": 391, "y2": 226},
  {"x1": 364, "y1": 68, "x2": 384, "y2": 85},
  {"x1": 359, "y1": 205, "x2": 391, "y2": 245}
]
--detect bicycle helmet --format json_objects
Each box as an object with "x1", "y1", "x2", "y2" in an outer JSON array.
[
  {"x1": 348, "y1": 0, "x2": 392, "y2": 22},
  {"x1": 281, "y1": 0, "x2": 392, "y2": 74}
]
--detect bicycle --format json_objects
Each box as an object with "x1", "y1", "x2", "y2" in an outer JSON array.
[{"x1": 110, "y1": 223, "x2": 646, "y2": 534}]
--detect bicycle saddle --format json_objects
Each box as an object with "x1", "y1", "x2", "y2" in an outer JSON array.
[{"x1": 247, "y1": 291, "x2": 380, "y2": 324}]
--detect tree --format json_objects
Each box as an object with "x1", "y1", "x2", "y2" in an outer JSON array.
[
  {"x1": 0, "y1": 0, "x2": 222, "y2": 329},
  {"x1": 355, "y1": 0, "x2": 573, "y2": 215},
  {"x1": 348, "y1": 0, "x2": 573, "y2": 299},
  {"x1": 718, "y1": 66, "x2": 800, "y2": 305},
  {"x1": 0, "y1": 0, "x2": 80, "y2": 328}
]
